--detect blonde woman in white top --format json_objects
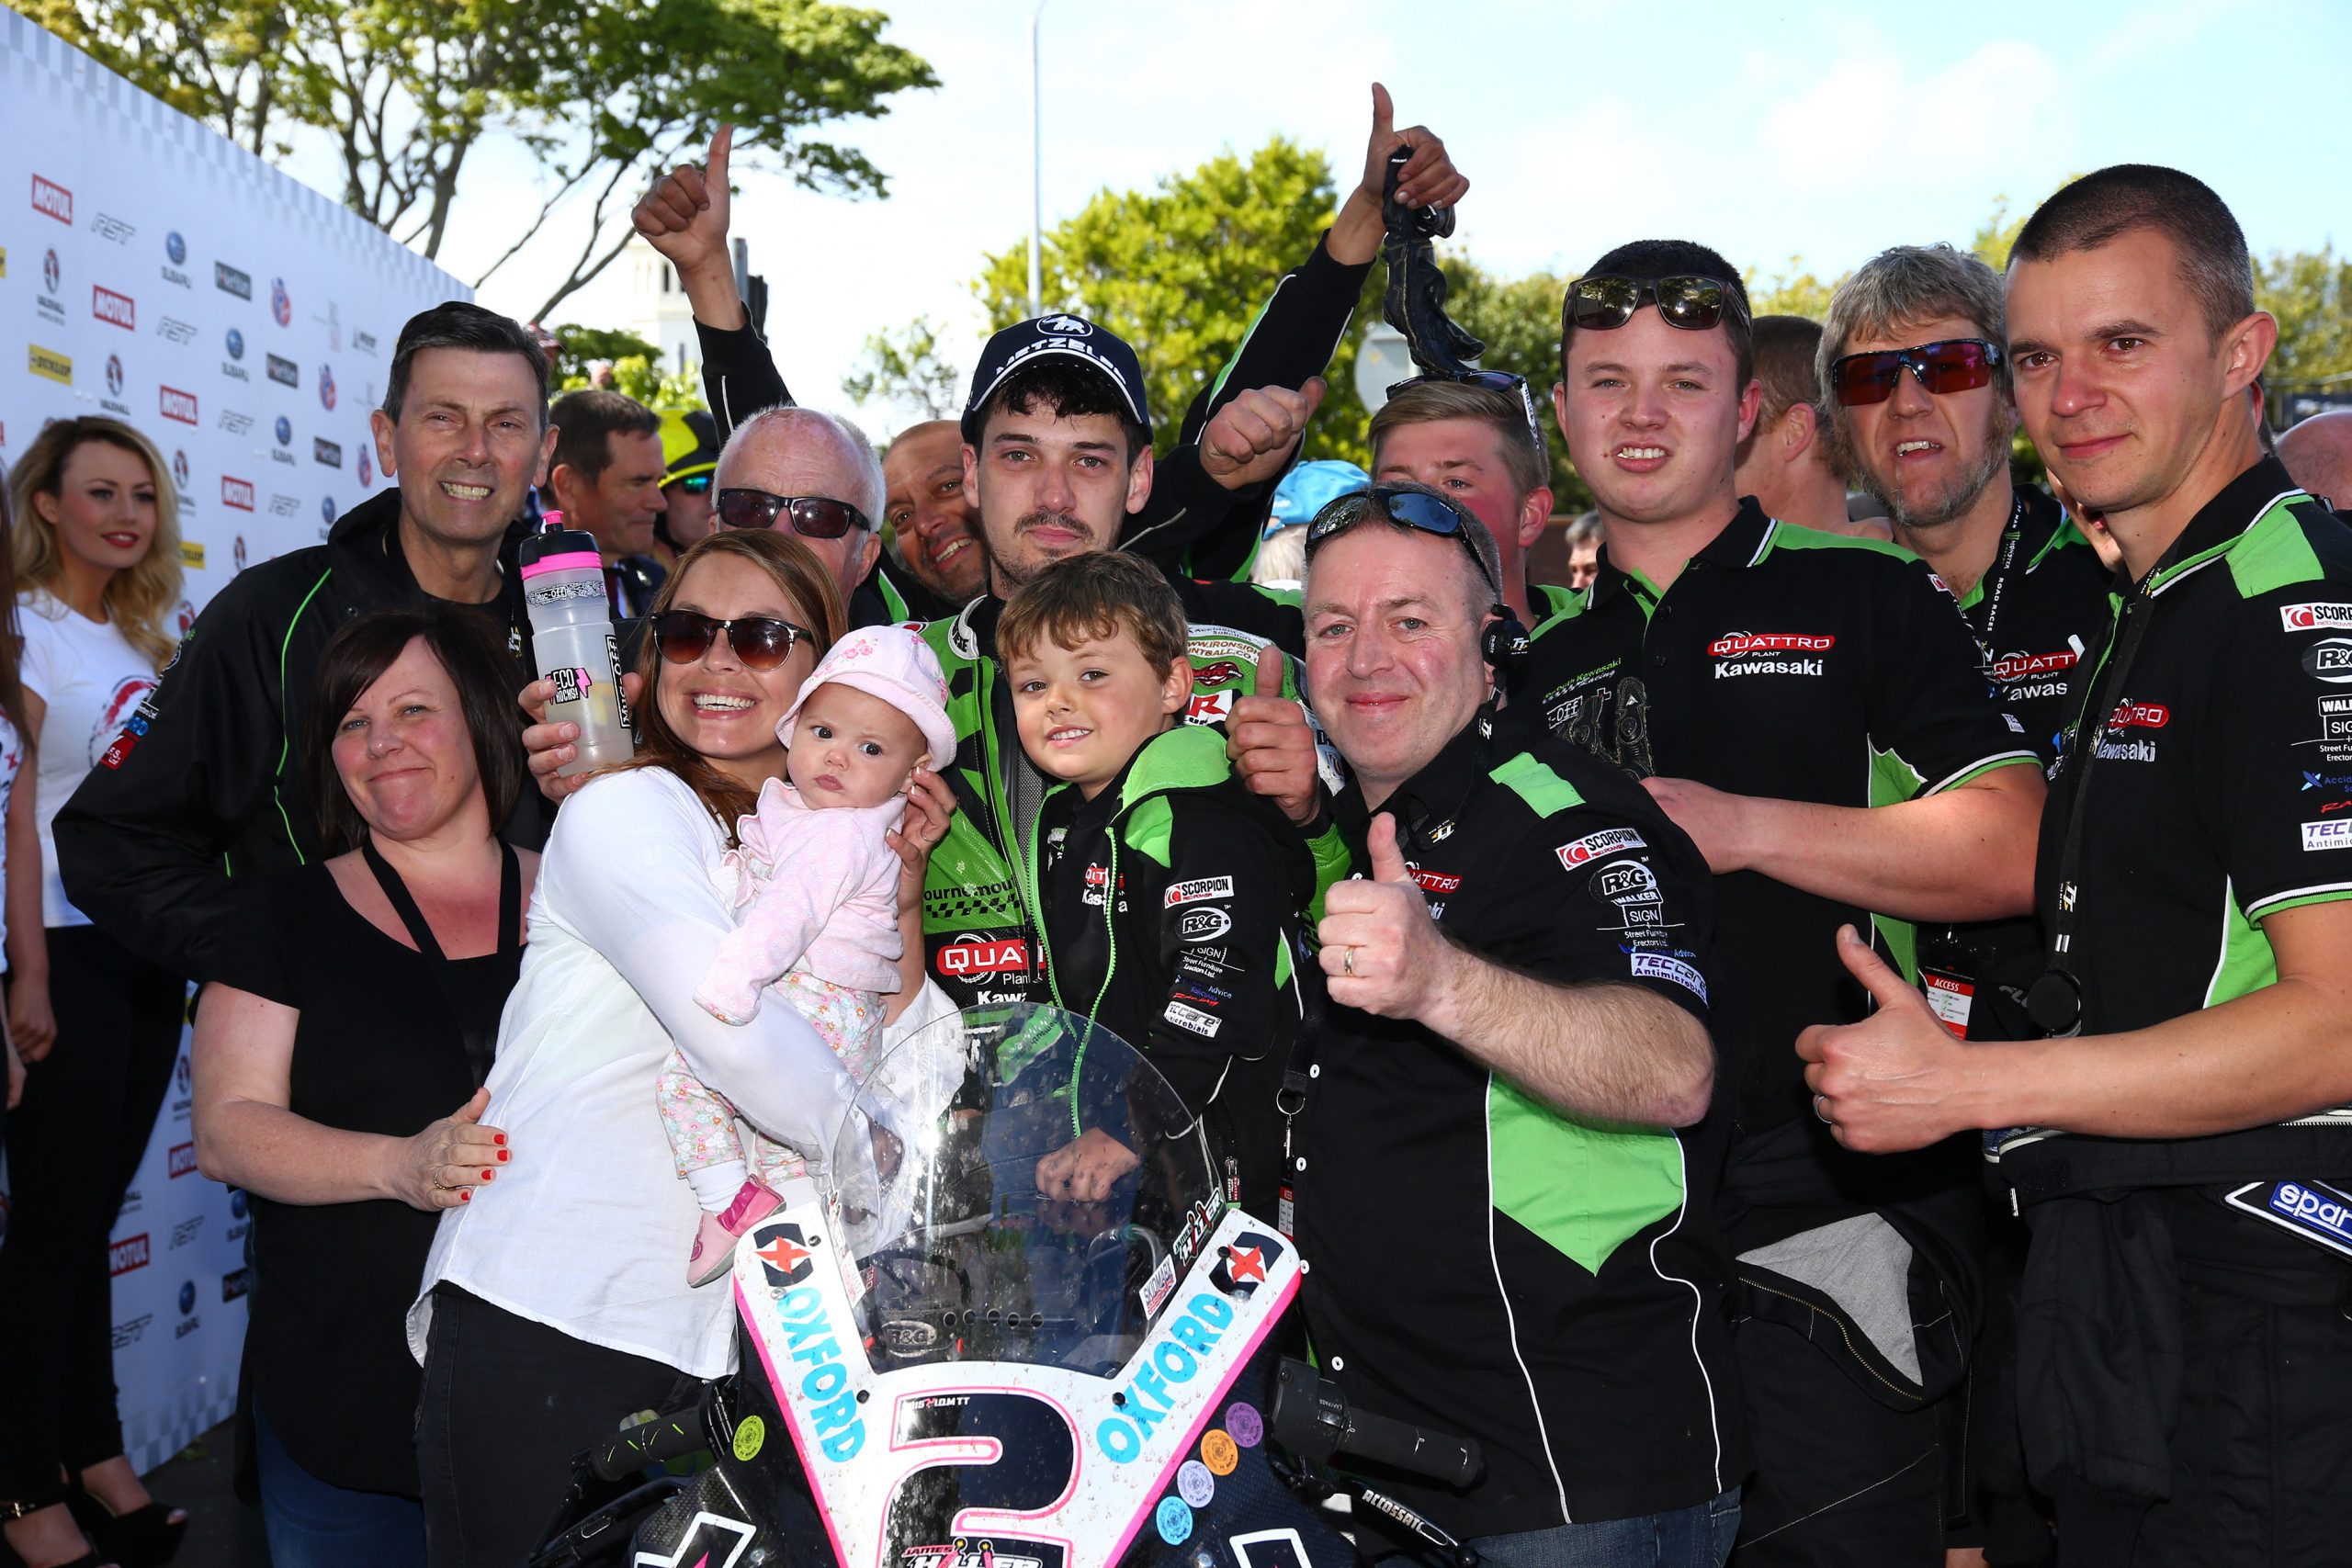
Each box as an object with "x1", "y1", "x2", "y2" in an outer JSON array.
[
  {"x1": 0, "y1": 418, "x2": 187, "y2": 1568},
  {"x1": 410, "y1": 529, "x2": 957, "y2": 1568}
]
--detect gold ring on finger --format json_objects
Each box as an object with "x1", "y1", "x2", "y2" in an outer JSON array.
[{"x1": 1342, "y1": 945, "x2": 1356, "y2": 976}]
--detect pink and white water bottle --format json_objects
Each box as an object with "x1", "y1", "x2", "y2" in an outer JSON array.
[{"x1": 519, "y1": 512, "x2": 634, "y2": 776}]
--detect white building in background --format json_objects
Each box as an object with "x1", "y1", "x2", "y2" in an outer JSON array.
[{"x1": 621, "y1": 232, "x2": 699, "y2": 375}]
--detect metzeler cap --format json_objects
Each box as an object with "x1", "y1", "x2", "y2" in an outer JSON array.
[{"x1": 960, "y1": 313, "x2": 1152, "y2": 446}]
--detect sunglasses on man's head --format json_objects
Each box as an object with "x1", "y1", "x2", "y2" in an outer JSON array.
[
  {"x1": 649, "y1": 610, "x2": 811, "y2": 672},
  {"x1": 1563, "y1": 274, "x2": 1745, "y2": 334},
  {"x1": 714, "y1": 488, "x2": 871, "y2": 539},
  {"x1": 1829, "y1": 339, "x2": 2005, "y2": 408},
  {"x1": 1304, "y1": 484, "x2": 1505, "y2": 603},
  {"x1": 1386, "y1": 368, "x2": 1550, "y2": 459}
]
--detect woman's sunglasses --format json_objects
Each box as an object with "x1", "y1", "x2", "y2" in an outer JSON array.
[
  {"x1": 1829, "y1": 338, "x2": 2005, "y2": 408},
  {"x1": 649, "y1": 610, "x2": 812, "y2": 672},
  {"x1": 1563, "y1": 274, "x2": 1744, "y2": 333},
  {"x1": 1304, "y1": 484, "x2": 1504, "y2": 602},
  {"x1": 714, "y1": 489, "x2": 871, "y2": 540}
]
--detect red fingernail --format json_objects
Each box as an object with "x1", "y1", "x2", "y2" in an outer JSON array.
[
  {"x1": 497, "y1": 1150, "x2": 508, "y2": 1162},
  {"x1": 494, "y1": 1134, "x2": 506, "y2": 1146},
  {"x1": 482, "y1": 1169, "x2": 494, "y2": 1180},
  {"x1": 460, "y1": 1190, "x2": 471, "y2": 1202}
]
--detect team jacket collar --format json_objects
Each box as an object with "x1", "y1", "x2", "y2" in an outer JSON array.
[
  {"x1": 1346, "y1": 709, "x2": 1497, "y2": 850},
  {"x1": 2146, "y1": 455, "x2": 2309, "y2": 596},
  {"x1": 947, "y1": 592, "x2": 1006, "y2": 660},
  {"x1": 1588, "y1": 497, "x2": 1775, "y2": 612}
]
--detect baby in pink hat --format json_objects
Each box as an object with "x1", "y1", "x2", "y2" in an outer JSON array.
[{"x1": 662, "y1": 625, "x2": 958, "y2": 1284}]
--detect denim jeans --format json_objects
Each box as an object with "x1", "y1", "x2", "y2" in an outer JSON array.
[
  {"x1": 254, "y1": 1402, "x2": 427, "y2": 1568},
  {"x1": 1465, "y1": 1490, "x2": 1740, "y2": 1568}
]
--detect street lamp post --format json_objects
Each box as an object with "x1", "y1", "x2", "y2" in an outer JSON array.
[{"x1": 1026, "y1": 0, "x2": 1046, "y2": 318}]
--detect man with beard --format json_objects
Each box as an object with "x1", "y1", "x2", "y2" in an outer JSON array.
[
  {"x1": 54, "y1": 301, "x2": 557, "y2": 977},
  {"x1": 1819, "y1": 245, "x2": 2113, "y2": 1043},
  {"x1": 1512, "y1": 242, "x2": 2044, "y2": 1567},
  {"x1": 912, "y1": 315, "x2": 1346, "y2": 1011},
  {"x1": 1803, "y1": 163, "x2": 2352, "y2": 1568}
]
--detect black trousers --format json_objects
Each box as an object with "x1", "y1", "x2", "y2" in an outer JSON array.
[
  {"x1": 416, "y1": 1285, "x2": 693, "y2": 1568},
  {"x1": 0, "y1": 924, "x2": 187, "y2": 1503},
  {"x1": 1726, "y1": 1314, "x2": 1948, "y2": 1567}
]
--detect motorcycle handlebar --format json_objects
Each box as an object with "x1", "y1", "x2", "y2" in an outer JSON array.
[
  {"x1": 591, "y1": 1406, "x2": 707, "y2": 1482},
  {"x1": 1271, "y1": 1358, "x2": 1483, "y2": 1489}
]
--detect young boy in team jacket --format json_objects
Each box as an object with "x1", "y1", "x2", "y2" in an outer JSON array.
[{"x1": 1000, "y1": 552, "x2": 1316, "y2": 1216}]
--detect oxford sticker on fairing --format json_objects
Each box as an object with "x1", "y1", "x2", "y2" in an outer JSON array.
[{"x1": 736, "y1": 1204, "x2": 1297, "y2": 1568}]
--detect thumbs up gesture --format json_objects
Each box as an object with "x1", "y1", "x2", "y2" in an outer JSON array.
[
  {"x1": 1228, "y1": 646, "x2": 1322, "y2": 826},
  {"x1": 1201, "y1": 377, "x2": 1329, "y2": 491},
  {"x1": 632, "y1": 124, "x2": 740, "y2": 321},
  {"x1": 1794, "y1": 925, "x2": 1981, "y2": 1153},
  {"x1": 1318, "y1": 814, "x2": 1445, "y2": 1018}
]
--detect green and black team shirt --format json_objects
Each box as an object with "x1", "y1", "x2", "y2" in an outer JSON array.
[
  {"x1": 1954, "y1": 485, "x2": 2115, "y2": 767},
  {"x1": 1296, "y1": 719, "x2": 1746, "y2": 1537},
  {"x1": 1509, "y1": 499, "x2": 2039, "y2": 1144},
  {"x1": 1916, "y1": 486, "x2": 2114, "y2": 1039},
  {"x1": 2037, "y1": 457, "x2": 2352, "y2": 1039}
]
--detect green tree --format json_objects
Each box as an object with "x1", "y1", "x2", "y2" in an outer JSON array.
[
  {"x1": 842, "y1": 316, "x2": 963, "y2": 423},
  {"x1": 28, "y1": 0, "x2": 937, "y2": 319},
  {"x1": 549, "y1": 324, "x2": 660, "y2": 387},
  {"x1": 1439, "y1": 260, "x2": 1589, "y2": 511},
  {"x1": 2258, "y1": 245, "x2": 2352, "y2": 400},
  {"x1": 975, "y1": 139, "x2": 1369, "y2": 462},
  {"x1": 1746, "y1": 258, "x2": 1843, "y2": 321}
]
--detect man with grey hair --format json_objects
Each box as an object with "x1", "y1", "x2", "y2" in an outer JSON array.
[
  {"x1": 2279, "y1": 407, "x2": 2352, "y2": 512},
  {"x1": 710, "y1": 404, "x2": 899, "y2": 623}
]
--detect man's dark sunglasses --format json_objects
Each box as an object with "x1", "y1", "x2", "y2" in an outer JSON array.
[
  {"x1": 1563, "y1": 274, "x2": 1746, "y2": 333},
  {"x1": 714, "y1": 488, "x2": 871, "y2": 539},
  {"x1": 671, "y1": 473, "x2": 713, "y2": 496},
  {"x1": 1305, "y1": 484, "x2": 1504, "y2": 602},
  {"x1": 649, "y1": 610, "x2": 812, "y2": 672},
  {"x1": 1830, "y1": 338, "x2": 2004, "y2": 408},
  {"x1": 1386, "y1": 368, "x2": 1550, "y2": 458}
]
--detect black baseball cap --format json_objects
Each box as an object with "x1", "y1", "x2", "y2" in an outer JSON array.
[{"x1": 960, "y1": 313, "x2": 1152, "y2": 446}]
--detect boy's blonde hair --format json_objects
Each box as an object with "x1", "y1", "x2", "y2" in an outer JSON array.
[{"x1": 997, "y1": 552, "x2": 1187, "y2": 678}]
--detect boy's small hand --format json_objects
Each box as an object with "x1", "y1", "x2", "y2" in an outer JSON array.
[{"x1": 1228, "y1": 648, "x2": 1320, "y2": 826}]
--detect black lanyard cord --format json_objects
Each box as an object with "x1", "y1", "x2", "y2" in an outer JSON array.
[
  {"x1": 1968, "y1": 492, "x2": 2030, "y2": 663},
  {"x1": 361, "y1": 836, "x2": 523, "y2": 1085}
]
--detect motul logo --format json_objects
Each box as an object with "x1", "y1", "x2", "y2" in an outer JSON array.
[
  {"x1": 2109, "y1": 701, "x2": 2169, "y2": 729},
  {"x1": 937, "y1": 939, "x2": 1027, "y2": 976},
  {"x1": 158, "y1": 386, "x2": 198, "y2": 424},
  {"x1": 1708, "y1": 631, "x2": 1835, "y2": 658},
  {"x1": 220, "y1": 477, "x2": 255, "y2": 511},
  {"x1": 110, "y1": 1234, "x2": 151, "y2": 1275},
  {"x1": 92, "y1": 286, "x2": 135, "y2": 329},
  {"x1": 31, "y1": 175, "x2": 71, "y2": 224},
  {"x1": 168, "y1": 1143, "x2": 198, "y2": 1178},
  {"x1": 1992, "y1": 649, "x2": 2080, "y2": 681}
]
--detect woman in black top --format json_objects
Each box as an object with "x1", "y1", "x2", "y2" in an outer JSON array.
[{"x1": 190, "y1": 606, "x2": 532, "y2": 1568}]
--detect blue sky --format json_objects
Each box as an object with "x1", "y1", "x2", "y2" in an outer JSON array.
[{"x1": 415, "y1": 0, "x2": 2350, "y2": 430}]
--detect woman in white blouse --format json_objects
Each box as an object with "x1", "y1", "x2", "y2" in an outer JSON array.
[
  {"x1": 0, "y1": 418, "x2": 187, "y2": 1568},
  {"x1": 410, "y1": 528, "x2": 955, "y2": 1568}
]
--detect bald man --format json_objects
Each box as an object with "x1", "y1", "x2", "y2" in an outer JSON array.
[{"x1": 2279, "y1": 409, "x2": 2352, "y2": 513}]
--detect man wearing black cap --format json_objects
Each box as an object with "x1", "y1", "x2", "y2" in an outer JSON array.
[{"x1": 911, "y1": 311, "x2": 1346, "y2": 1013}]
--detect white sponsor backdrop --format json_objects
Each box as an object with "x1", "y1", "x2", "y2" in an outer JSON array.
[{"x1": 0, "y1": 11, "x2": 469, "y2": 1472}]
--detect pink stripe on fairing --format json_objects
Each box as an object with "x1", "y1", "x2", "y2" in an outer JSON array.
[
  {"x1": 1102, "y1": 1272, "x2": 1299, "y2": 1568},
  {"x1": 519, "y1": 551, "x2": 603, "y2": 578},
  {"x1": 736, "y1": 1278, "x2": 856, "y2": 1568}
]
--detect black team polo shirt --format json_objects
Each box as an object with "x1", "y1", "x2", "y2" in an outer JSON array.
[{"x1": 1511, "y1": 498, "x2": 2039, "y2": 1179}]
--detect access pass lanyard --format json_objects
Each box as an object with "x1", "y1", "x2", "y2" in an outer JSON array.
[
  {"x1": 1967, "y1": 494, "x2": 2030, "y2": 665},
  {"x1": 363, "y1": 838, "x2": 522, "y2": 1086},
  {"x1": 2029, "y1": 536, "x2": 2187, "y2": 1032}
]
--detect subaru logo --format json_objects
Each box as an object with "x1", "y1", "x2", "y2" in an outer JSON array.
[
  {"x1": 318, "y1": 366, "x2": 336, "y2": 411},
  {"x1": 357, "y1": 447, "x2": 373, "y2": 487},
  {"x1": 274, "y1": 415, "x2": 291, "y2": 446},
  {"x1": 166, "y1": 231, "x2": 186, "y2": 265},
  {"x1": 271, "y1": 277, "x2": 291, "y2": 326},
  {"x1": 321, "y1": 495, "x2": 335, "y2": 525},
  {"x1": 229, "y1": 1189, "x2": 249, "y2": 1220},
  {"x1": 105, "y1": 355, "x2": 124, "y2": 395},
  {"x1": 225, "y1": 328, "x2": 243, "y2": 360},
  {"x1": 176, "y1": 1280, "x2": 196, "y2": 1315}
]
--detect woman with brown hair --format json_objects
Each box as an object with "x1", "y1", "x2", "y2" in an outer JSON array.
[
  {"x1": 408, "y1": 529, "x2": 956, "y2": 1568},
  {"x1": 191, "y1": 604, "x2": 534, "y2": 1568},
  {"x1": 0, "y1": 417, "x2": 187, "y2": 1568}
]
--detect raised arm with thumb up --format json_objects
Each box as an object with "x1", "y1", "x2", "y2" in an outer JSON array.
[
  {"x1": 1227, "y1": 645, "x2": 1323, "y2": 827},
  {"x1": 1317, "y1": 813, "x2": 1446, "y2": 1018}
]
